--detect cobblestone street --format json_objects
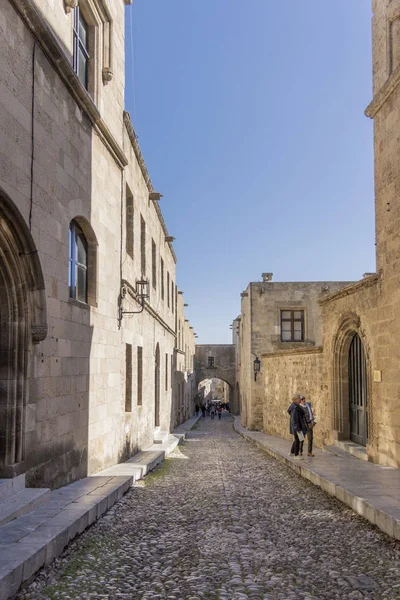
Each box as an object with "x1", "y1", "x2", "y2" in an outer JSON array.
[{"x1": 18, "y1": 414, "x2": 400, "y2": 600}]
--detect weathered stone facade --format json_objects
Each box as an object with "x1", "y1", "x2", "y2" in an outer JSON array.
[
  {"x1": 263, "y1": 348, "x2": 325, "y2": 447},
  {"x1": 195, "y1": 345, "x2": 235, "y2": 395},
  {"x1": 172, "y1": 291, "x2": 196, "y2": 427},
  {"x1": 316, "y1": 0, "x2": 400, "y2": 467},
  {"x1": 240, "y1": 1, "x2": 400, "y2": 466},
  {"x1": 0, "y1": 0, "x2": 195, "y2": 488},
  {"x1": 235, "y1": 276, "x2": 351, "y2": 432}
]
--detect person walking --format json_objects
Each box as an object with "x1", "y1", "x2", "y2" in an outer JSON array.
[
  {"x1": 217, "y1": 405, "x2": 223, "y2": 420},
  {"x1": 210, "y1": 404, "x2": 216, "y2": 419},
  {"x1": 287, "y1": 393, "x2": 308, "y2": 459},
  {"x1": 201, "y1": 404, "x2": 206, "y2": 418},
  {"x1": 299, "y1": 395, "x2": 316, "y2": 457}
]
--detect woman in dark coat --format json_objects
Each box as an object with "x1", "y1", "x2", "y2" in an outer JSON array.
[{"x1": 287, "y1": 393, "x2": 308, "y2": 459}]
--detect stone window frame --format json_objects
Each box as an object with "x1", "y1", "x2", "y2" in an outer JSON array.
[
  {"x1": 152, "y1": 239, "x2": 157, "y2": 290},
  {"x1": 137, "y1": 346, "x2": 143, "y2": 406},
  {"x1": 126, "y1": 184, "x2": 134, "y2": 259},
  {"x1": 280, "y1": 308, "x2": 305, "y2": 342},
  {"x1": 125, "y1": 343, "x2": 133, "y2": 412},
  {"x1": 387, "y1": 3, "x2": 400, "y2": 76},
  {"x1": 68, "y1": 217, "x2": 98, "y2": 308},
  {"x1": 73, "y1": 7, "x2": 90, "y2": 89},
  {"x1": 160, "y1": 257, "x2": 165, "y2": 301},
  {"x1": 70, "y1": 0, "x2": 114, "y2": 102}
]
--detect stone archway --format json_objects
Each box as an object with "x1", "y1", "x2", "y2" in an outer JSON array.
[
  {"x1": 331, "y1": 313, "x2": 371, "y2": 444},
  {"x1": 0, "y1": 188, "x2": 47, "y2": 476}
]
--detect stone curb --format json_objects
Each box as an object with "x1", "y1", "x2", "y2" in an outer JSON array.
[
  {"x1": 233, "y1": 417, "x2": 400, "y2": 542},
  {"x1": 0, "y1": 414, "x2": 201, "y2": 600}
]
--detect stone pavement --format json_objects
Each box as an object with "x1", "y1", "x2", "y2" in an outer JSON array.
[
  {"x1": 0, "y1": 415, "x2": 201, "y2": 600},
  {"x1": 17, "y1": 413, "x2": 400, "y2": 600},
  {"x1": 234, "y1": 417, "x2": 400, "y2": 541}
]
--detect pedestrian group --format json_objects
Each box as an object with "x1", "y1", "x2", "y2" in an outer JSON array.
[
  {"x1": 195, "y1": 401, "x2": 227, "y2": 420},
  {"x1": 287, "y1": 393, "x2": 315, "y2": 459}
]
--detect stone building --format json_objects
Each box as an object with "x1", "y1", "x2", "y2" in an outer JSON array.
[
  {"x1": 235, "y1": 274, "x2": 352, "y2": 433},
  {"x1": 315, "y1": 0, "x2": 400, "y2": 467},
  {"x1": 238, "y1": 0, "x2": 400, "y2": 467},
  {"x1": 0, "y1": 0, "x2": 195, "y2": 489},
  {"x1": 172, "y1": 291, "x2": 196, "y2": 427}
]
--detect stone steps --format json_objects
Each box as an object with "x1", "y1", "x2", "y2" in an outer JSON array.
[
  {"x1": 323, "y1": 440, "x2": 368, "y2": 462},
  {"x1": 153, "y1": 430, "x2": 169, "y2": 444},
  {"x1": 0, "y1": 488, "x2": 50, "y2": 527},
  {"x1": 0, "y1": 476, "x2": 26, "y2": 501}
]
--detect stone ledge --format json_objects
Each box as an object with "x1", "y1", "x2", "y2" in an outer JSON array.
[
  {"x1": 0, "y1": 476, "x2": 132, "y2": 600},
  {"x1": 233, "y1": 417, "x2": 400, "y2": 542}
]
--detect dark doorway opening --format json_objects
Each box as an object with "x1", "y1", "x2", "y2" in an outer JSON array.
[{"x1": 348, "y1": 333, "x2": 368, "y2": 446}]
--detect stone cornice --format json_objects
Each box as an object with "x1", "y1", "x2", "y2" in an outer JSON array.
[
  {"x1": 122, "y1": 279, "x2": 176, "y2": 337},
  {"x1": 123, "y1": 112, "x2": 177, "y2": 264},
  {"x1": 10, "y1": 0, "x2": 128, "y2": 169},
  {"x1": 318, "y1": 274, "x2": 379, "y2": 306},
  {"x1": 365, "y1": 67, "x2": 400, "y2": 119},
  {"x1": 261, "y1": 346, "x2": 323, "y2": 359}
]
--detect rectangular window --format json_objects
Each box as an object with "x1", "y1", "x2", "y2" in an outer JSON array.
[
  {"x1": 208, "y1": 356, "x2": 214, "y2": 368},
  {"x1": 171, "y1": 281, "x2": 174, "y2": 314},
  {"x1": 167, "y1": 272, "x2": 170, "y2": 308},
  {"x1": 125, "y1": 344, "x2": 132, "y2": 412},
  {"x1": 165, "y1": 353, "x2": 168, "y2": 391},
  {"x1": 140, "y1": 215, "x2": 146, "y2": 276},
  {"x1": 137, "y1": 346, "x2": 143, "y2": 406},
  {"x1": 152, "y1": 239, "x2": 157, "y2": 289},
  {"x1": 126, "y1": 185, "x2": 134, "y2": 258},
  {"x1": 281, "y1": 310, "x2": 304, "y2": 342},
  {"x1": 161, "y1": 258, "x2": 165, "y2": 301},
  {"x1": 73, "y1": 8, "x2": 89, "y2": 89}
]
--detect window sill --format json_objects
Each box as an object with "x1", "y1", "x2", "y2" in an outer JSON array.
[{"x1": 68, "y1": 298, "x2": 90, "y2": 310}]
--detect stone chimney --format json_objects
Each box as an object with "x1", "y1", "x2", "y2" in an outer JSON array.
[{"x1": 262, "y1": 273, "x2": 273, "y2": 283}]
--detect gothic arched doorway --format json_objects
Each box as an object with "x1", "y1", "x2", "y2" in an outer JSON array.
[
  {"x1": 0, "y1": 188, "x2": 47, "y2": 476},
  {"x1": 155, "y1": 343, "x2": 160, "y2": 427},
  {"x1": 348, "y1": 333, "x2": 368, "y2": 446}
]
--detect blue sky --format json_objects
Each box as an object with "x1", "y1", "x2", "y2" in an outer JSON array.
[{"x1": 125, "y1": 1, "x2": 375, "y2": 344}]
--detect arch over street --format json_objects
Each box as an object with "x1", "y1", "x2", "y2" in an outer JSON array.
[{"x1": 195, "y1": 344, "x2": 236, "y2": 403}]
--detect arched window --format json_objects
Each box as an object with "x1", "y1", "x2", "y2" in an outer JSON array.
[{"x1": 69, "y1": 220, "x2": 88, "y2": 303}]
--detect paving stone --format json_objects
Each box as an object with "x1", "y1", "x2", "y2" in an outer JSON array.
[{"x1": 15, "y1": 414, "x2": 400, "y2": 600}]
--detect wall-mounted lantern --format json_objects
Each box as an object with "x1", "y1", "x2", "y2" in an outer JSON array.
[
  {"x1": 253, "y1": 356, "x2": 261, "y2": 382},
  {"x1": 119, "y1": 278, "x2": 150, "y2": 321}
]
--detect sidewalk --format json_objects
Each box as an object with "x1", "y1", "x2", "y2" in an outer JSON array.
[
  {"x1": 234, "y1": 417, "x2": 400, "y2": 541},
  {"x1": 0, "y1": 414, "x2": 202, "y2": 600}
]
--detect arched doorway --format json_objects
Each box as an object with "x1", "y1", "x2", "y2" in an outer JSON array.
[
  {"x1": 0, "y1": 188, "x2": 47, "y2": 476},
  {"x1": 155, "y1": 343, "x2": 160, "y2": 427},
  {"x1": 348, "y1": 333, "x2": 368, "y2": 446}
]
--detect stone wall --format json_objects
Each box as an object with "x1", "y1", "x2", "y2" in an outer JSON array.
[
  {"x1": 319, "y1": 276, "x2": 398, "y2": 465},
  {"x1": 0, "y1": 0, "x2": 195, "y2": 488},
  {"x1": 237, "y1": 278, "x2": 352, "y2": 432},
  {"x1": 262, "y1": 348, "x2": 325, "y2": 447},
  {"x1": 195, "y1": 344, "x2": 235, "y2": 390}
]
